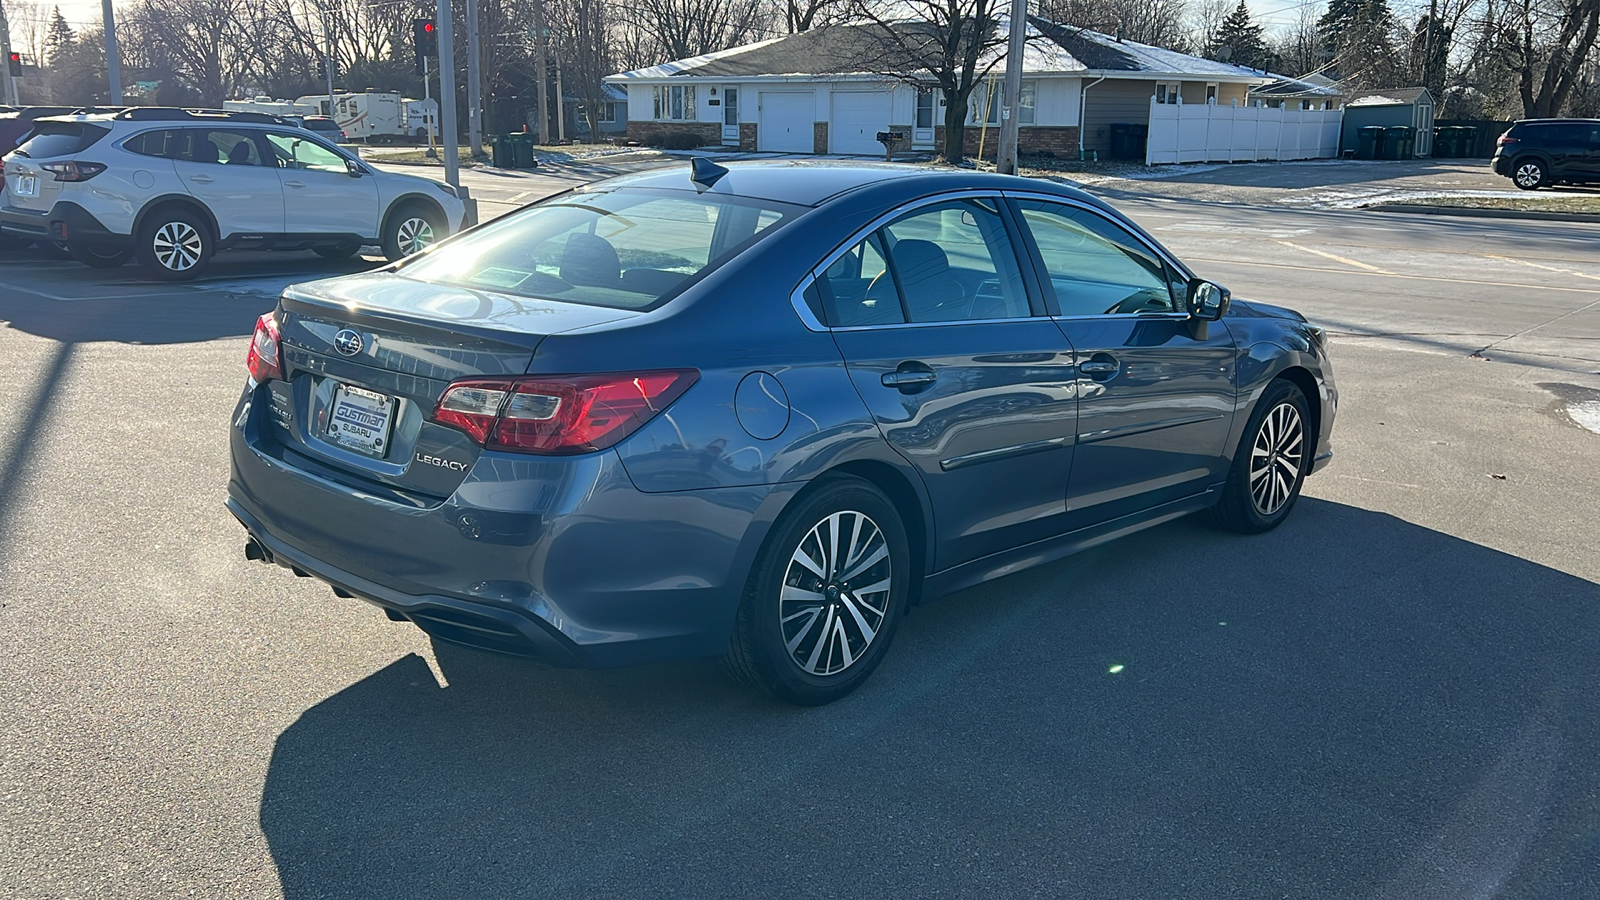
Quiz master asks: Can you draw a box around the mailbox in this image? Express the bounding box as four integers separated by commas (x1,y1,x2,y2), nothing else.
876,131,906,144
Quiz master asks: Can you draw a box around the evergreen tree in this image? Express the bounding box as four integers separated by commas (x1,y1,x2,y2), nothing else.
45,7,75,66
1210,0,1268,70
1316,0,1395,79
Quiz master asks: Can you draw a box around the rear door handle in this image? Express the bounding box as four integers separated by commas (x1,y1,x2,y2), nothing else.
1078,359,1119,375
189,175,214,183
284,180,307,188
882,366,936,389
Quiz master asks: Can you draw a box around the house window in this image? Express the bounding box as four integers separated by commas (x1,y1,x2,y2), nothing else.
1206,83,1218,103
1155,82,1180,104
1322,100,1334,110
652,85,696,121
599,103,616,123
975,80,1037,125
1301,99,1311,110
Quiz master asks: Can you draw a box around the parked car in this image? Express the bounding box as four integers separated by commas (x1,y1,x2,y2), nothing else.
299,115,348,144
227,161,1337,705
1492,118,1600,190
0,107,466,278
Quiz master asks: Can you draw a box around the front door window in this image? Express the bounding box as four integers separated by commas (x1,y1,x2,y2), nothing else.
916,88,934,128
724,89,738,127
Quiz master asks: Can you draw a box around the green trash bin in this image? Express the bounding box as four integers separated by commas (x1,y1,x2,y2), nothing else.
1357,125,1384,160
1130,123,1149,161
1458,125,1479,158
1384,126,1413,160
1109,123,1133,161
512,133,536,168
1432,126,1454,158
491,134,512,168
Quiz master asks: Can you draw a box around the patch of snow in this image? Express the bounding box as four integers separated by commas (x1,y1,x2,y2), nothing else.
1348,95,1406,106
1569,401,1600,435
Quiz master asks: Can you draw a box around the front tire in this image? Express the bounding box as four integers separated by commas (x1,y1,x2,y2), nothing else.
382,204,444,261
727,477,911,705
1512,158,1547,190
66,242,133,268
1211,379,1311,534
136,208,211,280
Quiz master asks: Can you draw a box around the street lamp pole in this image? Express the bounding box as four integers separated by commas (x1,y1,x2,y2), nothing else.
0,0,22,107
466,0,482,156
101,0,122,104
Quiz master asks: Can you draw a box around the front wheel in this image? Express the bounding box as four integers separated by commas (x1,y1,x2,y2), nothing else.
1211,379,1311,534
726,477,911,705
382,204,444,261
1513,159,1546,190
66,242,133,268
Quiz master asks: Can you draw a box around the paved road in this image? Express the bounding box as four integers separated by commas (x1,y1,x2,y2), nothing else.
1,169,1598,898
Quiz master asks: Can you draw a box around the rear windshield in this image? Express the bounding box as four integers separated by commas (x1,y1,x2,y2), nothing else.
12,122,111,158
401,189,799,310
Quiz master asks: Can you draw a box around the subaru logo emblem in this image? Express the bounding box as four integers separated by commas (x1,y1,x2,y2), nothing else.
333,329,363,356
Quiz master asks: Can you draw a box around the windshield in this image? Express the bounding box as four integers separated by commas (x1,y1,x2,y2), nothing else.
400,189,798,310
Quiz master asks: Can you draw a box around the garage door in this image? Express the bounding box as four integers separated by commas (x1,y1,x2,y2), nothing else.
759,92,814,153
831,91,893,155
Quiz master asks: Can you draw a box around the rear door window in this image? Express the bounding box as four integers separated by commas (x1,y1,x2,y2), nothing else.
12,122,111,158
123,129,185,158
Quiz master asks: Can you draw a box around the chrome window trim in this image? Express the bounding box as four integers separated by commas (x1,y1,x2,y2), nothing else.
787,189,1034,333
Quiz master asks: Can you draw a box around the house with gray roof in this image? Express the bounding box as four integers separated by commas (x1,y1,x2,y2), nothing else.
605,18,1274,160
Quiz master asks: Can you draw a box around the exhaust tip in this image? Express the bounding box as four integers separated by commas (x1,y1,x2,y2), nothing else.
291,566,310,578
331,586,355,598
383,608,408,622
244,538,268,562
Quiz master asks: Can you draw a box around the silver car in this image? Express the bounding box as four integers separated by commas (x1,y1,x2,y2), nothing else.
0,107,467,279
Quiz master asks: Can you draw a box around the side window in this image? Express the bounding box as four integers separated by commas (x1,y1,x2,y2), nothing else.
265,132,348,173
204,129,263,166
1017,200,1177,316
820,233,901,326
879,200,1030,323
124,129,183,159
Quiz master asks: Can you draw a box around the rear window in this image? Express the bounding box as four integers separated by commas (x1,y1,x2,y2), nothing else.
12,122,111,158
401,189,798,311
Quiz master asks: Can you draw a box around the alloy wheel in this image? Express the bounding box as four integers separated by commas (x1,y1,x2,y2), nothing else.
396,217,435,256
780,510,892,676
152,221,203,271
1249,401,1305,516
1515,163,1543,189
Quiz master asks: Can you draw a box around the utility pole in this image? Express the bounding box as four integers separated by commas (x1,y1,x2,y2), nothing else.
555,54,565,142
995,0,1026,174
423,56,437,158
0,0,21,107
534,0,548,143
101,0,122,104
436,0,460,187
466,0,482,157
322,0,334,120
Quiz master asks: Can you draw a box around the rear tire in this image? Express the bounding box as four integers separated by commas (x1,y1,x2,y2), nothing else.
136,207,212,280
1512,158,1547,190
1210,379,1311,534
66,242,133,268
382,203,444,261
726,477,910,705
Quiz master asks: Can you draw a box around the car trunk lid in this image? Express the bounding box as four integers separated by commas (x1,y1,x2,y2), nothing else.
2,119,111,214
265,273,639,499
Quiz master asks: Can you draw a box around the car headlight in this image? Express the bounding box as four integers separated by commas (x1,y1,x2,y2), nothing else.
435,182,458,198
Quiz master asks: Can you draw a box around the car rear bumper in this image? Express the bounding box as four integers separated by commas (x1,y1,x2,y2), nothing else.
0,201,129,247
1491,155,1511,176
227,383,783,667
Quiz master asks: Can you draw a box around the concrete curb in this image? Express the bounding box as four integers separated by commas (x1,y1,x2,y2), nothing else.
1369,203,1600,223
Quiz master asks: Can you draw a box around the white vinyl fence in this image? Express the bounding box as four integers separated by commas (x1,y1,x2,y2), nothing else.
1145,98,1342,165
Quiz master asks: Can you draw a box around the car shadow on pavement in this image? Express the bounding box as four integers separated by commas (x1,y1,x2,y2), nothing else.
257,498,1600,899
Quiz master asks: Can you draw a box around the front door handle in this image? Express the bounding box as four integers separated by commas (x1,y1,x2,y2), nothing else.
284,180,307,188
189,174,214,184
882,365,936,389
1079,358,1120,376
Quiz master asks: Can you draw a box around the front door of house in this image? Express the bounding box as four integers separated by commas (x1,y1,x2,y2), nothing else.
913,88,935,149
722,89,740,145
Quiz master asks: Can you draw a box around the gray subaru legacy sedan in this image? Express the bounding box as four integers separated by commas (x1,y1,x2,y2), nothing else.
228,161,1336,705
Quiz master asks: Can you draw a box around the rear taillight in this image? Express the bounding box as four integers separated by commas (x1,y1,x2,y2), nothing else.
246,313,282,382
1497,135,1519,145
39,161,106,182
434,370,698,455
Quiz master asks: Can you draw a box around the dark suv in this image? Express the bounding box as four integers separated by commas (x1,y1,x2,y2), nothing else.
1492,119,1600,190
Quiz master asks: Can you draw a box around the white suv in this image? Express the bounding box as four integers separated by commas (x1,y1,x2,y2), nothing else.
0,107,469,279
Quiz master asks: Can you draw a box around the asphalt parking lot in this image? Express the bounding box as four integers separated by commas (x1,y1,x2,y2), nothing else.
2,162,1598,898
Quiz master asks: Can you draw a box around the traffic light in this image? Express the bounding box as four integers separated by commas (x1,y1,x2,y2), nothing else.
7,52,20,77
412,19,437,75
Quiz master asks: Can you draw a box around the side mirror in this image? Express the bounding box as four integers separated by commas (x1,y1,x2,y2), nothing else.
1186,279,1231,321
345,159,364,178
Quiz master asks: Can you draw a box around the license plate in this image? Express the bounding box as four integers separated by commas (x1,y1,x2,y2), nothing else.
326,383,396,457
14,175,38,198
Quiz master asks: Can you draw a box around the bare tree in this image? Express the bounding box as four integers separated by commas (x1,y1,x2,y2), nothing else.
1039,0,1193,49
552,0,617,137
622,0,777,61
786,0,851,32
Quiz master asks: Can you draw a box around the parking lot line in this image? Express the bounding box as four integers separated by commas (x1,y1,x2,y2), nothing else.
1273,240,1396,275
1185,256,1600,296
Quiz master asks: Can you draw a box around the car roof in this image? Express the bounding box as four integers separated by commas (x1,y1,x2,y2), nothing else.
590,160,1103,209
1515,118,1600,125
